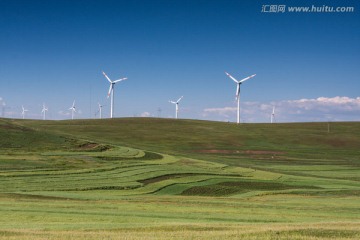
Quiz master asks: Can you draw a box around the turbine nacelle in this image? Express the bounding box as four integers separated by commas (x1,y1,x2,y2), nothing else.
271,106,276,123
225,72,256,84
41,104,48,113
21,105,28,114
69,100,76,119
41,103,48,120
21,105,29,119
169,96,183,105
69,100,76,111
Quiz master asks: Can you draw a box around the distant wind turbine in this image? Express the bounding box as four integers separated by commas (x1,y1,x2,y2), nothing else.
69,100,76,120
102,71,127,118
41,103,48,120
225,72,256,124
98,102,103,119
21,105,28,119
271,106,276,124
169,96,183,119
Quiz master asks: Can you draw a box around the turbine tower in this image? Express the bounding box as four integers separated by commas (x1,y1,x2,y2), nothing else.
225,72,256,124
69,100,76,120
21,105,28,119
169,96,183,119
41,103,48,120
271,106,275,124
102,71,127,118
98,102,103,119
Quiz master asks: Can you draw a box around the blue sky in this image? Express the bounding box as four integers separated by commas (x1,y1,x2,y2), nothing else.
0,0,359,122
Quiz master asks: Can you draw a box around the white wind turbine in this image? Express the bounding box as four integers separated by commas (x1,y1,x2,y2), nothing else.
271,106,276,124
21,105,28,119
98,102,103,119
169,96,183,119
225,72,256,124
69,100,76,120
102,71,127,118
41,103,48,120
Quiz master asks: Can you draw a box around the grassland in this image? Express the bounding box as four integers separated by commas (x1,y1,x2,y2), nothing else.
0,118,359,239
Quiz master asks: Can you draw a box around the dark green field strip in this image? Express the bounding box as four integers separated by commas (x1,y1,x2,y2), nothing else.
139,172,245,185
181,180,322,197
0,159,160,178
97,151,163,161
0,168,158,191
0,193,76,201
139,173,203,185
0,178,142,192
153,177,245,195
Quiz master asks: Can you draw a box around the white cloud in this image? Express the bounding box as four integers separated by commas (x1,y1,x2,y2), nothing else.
58,110,70,116
140,112,151,117
286,97,360,111
202,96,360,122
203,107,236,118
58,109,82,116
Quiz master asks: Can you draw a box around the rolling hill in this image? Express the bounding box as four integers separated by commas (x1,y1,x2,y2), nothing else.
0,118,359,239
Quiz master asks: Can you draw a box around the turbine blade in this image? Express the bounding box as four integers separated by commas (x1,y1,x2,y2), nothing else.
236,84,240,98
225,72,239,83
169,101,176,104
113,77,127,83
176,96,183,103
107,84,112,98
102,71,112,83
239,74,256,83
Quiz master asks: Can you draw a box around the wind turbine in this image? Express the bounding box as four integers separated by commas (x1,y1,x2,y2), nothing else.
98,102,103,119
102,71,127,118
271,106,276,124
225,72,256,124
69,100,76,120
21,105,28,119
169,96,183,119
41,103,48,120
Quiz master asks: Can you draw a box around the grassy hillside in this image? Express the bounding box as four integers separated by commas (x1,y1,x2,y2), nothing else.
0,118,359,239
20,117,360,154
21,118,360,177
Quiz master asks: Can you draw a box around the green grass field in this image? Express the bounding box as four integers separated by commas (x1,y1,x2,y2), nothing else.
0,118,359,239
